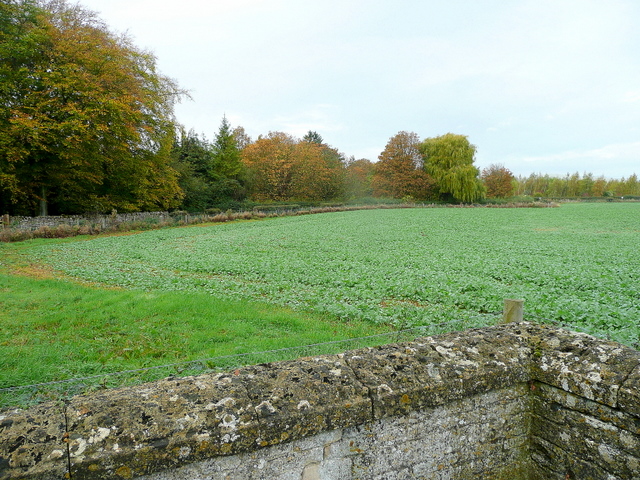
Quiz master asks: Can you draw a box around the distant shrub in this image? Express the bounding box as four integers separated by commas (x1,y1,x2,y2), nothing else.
53,224,78,238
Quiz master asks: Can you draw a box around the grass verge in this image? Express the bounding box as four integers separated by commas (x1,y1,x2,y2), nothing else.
0,267,393,409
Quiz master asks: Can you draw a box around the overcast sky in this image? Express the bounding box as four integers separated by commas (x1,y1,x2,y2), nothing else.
77,0,639,178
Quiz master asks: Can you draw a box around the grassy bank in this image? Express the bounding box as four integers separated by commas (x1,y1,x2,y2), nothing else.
0,269,392,408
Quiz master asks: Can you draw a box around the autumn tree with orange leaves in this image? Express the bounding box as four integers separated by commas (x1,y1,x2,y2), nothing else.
0,0,185,215
480,164,515,198
345,158,374,198
241,132,344,201
371,131,434,200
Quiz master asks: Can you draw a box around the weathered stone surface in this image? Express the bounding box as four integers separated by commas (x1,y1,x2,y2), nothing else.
532,381,640,437
531,381,640,479
2,323,639,480
532,412,640,477
619,364,640,418
0,402,67,480
67,372,257,479
530,325,640,407
66,355,371,479
137,429,347,480
139,387,531,480
344,324,532,418
239,355,372,447
346,385,531,480
530,435,627,480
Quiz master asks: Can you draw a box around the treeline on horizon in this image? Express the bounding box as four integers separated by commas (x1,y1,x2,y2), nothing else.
1,0,638,217
171,124,640,214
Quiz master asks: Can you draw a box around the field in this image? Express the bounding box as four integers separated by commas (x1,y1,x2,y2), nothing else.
1,202,639,406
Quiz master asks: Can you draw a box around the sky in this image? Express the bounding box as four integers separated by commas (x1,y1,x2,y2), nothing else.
76,0,640,178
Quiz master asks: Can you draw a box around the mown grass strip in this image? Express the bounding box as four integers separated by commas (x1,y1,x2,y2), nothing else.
0,271,393,408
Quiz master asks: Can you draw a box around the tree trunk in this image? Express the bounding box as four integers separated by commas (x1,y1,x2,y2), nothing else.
39,186,48,216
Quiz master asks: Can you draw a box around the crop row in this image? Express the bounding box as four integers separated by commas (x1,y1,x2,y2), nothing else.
25,203,640,347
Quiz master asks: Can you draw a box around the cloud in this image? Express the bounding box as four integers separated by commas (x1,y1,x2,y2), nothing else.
78,0,640,176
623,91,640,103
270,104,345,140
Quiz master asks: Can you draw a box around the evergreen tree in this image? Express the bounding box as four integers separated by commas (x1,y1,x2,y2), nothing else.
211,116,243,180
303,130,324,145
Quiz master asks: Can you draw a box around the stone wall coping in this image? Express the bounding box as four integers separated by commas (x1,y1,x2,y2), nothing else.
1,322,638,479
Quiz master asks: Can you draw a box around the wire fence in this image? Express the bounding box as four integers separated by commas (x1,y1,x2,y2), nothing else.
0,316,493,410
2,311,635,411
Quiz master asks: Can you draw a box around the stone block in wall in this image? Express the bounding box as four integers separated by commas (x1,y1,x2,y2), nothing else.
66,372,258,480
531,325,640,407
235,355,372,447
618,364,640,419
343,324,532,419
0,402,67,480
531,382,640,479
345,385,531,480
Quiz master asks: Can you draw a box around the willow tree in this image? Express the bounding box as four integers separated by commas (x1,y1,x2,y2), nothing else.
419,133,484,203
0,0,185,215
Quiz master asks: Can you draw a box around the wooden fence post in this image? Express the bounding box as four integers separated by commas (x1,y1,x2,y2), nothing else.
502,299,524,323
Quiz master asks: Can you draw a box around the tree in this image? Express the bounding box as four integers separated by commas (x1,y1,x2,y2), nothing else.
419,133,484,203
344,157,374,199
232,125,252,151
209,116,245,202
171,129,213,211
579,172,595,197
0,0,185,215
241,132,297,201
302,131,346,199
241,131,345,201
592,175,607,197
291,140,345,200
171,119,247,211
371,131,434,200
172,129,212,176
622,174,639,196
481,164,515,198
302,130,323,144
211,116,242,180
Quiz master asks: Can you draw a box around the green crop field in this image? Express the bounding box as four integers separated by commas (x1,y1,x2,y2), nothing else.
1,202,639,407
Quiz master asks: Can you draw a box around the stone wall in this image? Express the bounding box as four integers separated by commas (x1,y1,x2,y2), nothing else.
1,323,638,480
3,212,173,231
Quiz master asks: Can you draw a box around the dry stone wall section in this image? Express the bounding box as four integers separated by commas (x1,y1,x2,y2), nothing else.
1,323,638,480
